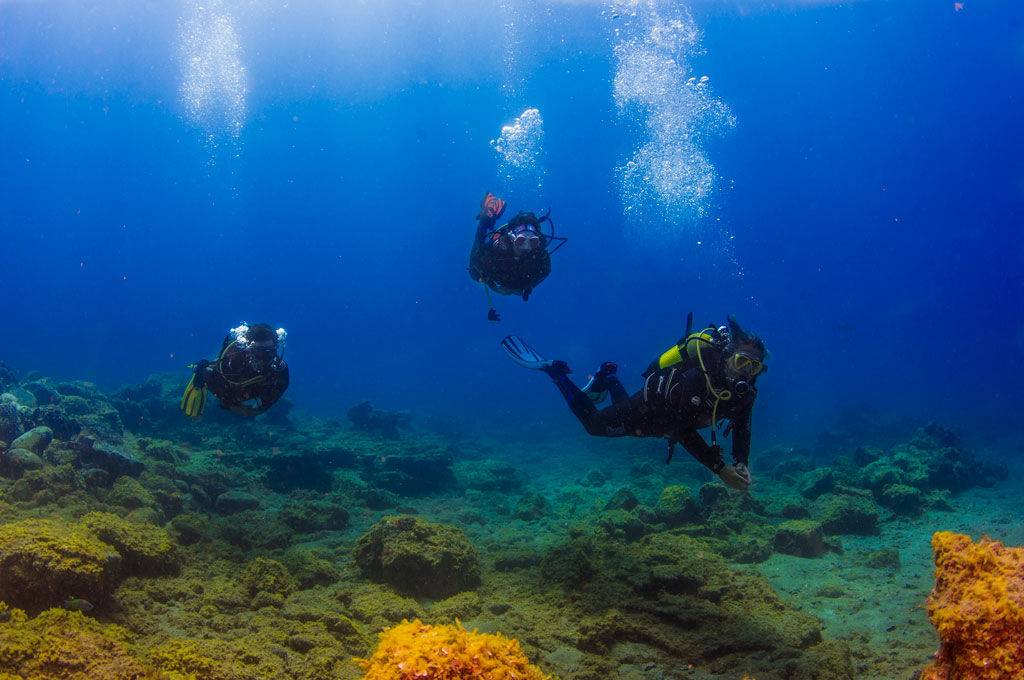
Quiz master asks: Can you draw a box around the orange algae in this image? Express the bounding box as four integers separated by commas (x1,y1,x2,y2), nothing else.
920,532,1024,680
355,619,551,680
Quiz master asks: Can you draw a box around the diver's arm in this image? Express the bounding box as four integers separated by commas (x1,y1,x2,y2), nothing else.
730,395,755,466
673,369,725,471
677,429,724,471
468,219,493,281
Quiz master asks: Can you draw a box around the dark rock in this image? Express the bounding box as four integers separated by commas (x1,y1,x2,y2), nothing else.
117,381,163,402
774,520,828,558
286,635,316,654
797,468,835,500
348,401,411,439
604,487,639,512
0,362,16,388
73,436,144,477
79,467,110,489
29,406,80,441
22,381,57,406
780,503,811,519
353,515,479,598
10,426,53,455
0,402,26,444
817,494,878,535
924,489,954,511
853,446,883,466
721,531,776,563
61,396,91,415
514,491,550,520
214,490,261,514
278,500,349,533
579,468,609,487
170,513,207,545
855,547,901,571
878,483,922,516
699,483,731,507
358,487,398,510
0,448,45,479
598,509,652,541
361,447,456,497
55,382,93,398
453,459,525,492
656,485,702,527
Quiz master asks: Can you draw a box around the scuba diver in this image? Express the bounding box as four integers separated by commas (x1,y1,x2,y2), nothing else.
180,323,290,418
501,314,767,491
468,192,567,321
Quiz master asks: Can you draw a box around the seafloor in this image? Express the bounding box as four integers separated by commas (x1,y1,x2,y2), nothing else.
0,366,1019,680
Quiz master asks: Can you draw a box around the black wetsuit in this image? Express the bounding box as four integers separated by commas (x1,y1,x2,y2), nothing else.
549,363,754,471
203,334,290,417
468,213,551,300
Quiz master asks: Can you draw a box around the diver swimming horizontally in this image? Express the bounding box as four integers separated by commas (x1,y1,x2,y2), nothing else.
468,192,567,321
502,315,767,491
181,323,290,418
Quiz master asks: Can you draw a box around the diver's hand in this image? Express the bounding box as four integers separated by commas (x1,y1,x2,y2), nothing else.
717,463,752,491
487,309,501,322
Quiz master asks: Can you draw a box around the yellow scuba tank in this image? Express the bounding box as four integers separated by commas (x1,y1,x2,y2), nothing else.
655,328,717,371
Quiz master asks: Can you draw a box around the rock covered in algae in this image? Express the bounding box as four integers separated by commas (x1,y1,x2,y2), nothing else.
354,618,551,680
919,531,1024,680
80,511,180,576
656,484,702,527
773,519,829,558
0,519,120,611
0,605,150,679
353,515,479,598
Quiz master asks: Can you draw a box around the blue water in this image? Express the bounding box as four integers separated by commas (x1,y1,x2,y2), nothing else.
2,0,1022,452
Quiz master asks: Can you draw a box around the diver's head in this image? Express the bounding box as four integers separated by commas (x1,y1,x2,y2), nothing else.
246,324,286,362
722,315,767,383
512,225,541,256
248,323,278,347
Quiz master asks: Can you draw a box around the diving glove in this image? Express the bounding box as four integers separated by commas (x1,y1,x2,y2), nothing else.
478,192,507,221
717,463,752,491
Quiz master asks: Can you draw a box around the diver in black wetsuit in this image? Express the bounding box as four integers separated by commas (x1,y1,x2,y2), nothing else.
181,323,290,418
501,315,767,491
468,192,566,321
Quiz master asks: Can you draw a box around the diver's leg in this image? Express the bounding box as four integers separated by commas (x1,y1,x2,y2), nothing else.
544,364,644,438
607,376,629,404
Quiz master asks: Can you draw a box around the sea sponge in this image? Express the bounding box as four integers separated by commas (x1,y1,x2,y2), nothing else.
919,531,1024,680
355,619,550,680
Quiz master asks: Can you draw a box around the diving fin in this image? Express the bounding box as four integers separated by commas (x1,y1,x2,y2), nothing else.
501,335,553,370
581,378,609,405
180,374,207,418
582,361,618,405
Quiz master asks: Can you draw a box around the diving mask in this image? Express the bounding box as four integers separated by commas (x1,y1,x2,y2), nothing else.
729,352,764,378
511,225,540,256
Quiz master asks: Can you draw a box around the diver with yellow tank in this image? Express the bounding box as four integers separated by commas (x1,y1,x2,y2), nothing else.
501,314,767,491
180,323,290,418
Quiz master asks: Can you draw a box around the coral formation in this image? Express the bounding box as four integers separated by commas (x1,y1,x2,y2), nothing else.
920,532,1024,680
355,618,551,680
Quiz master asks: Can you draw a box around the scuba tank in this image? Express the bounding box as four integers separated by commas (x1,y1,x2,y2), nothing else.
642,313,729,378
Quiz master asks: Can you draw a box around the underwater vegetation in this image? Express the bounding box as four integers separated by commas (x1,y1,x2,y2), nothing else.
355,619,550,680
0,362,1017,679
920,532,1024,680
